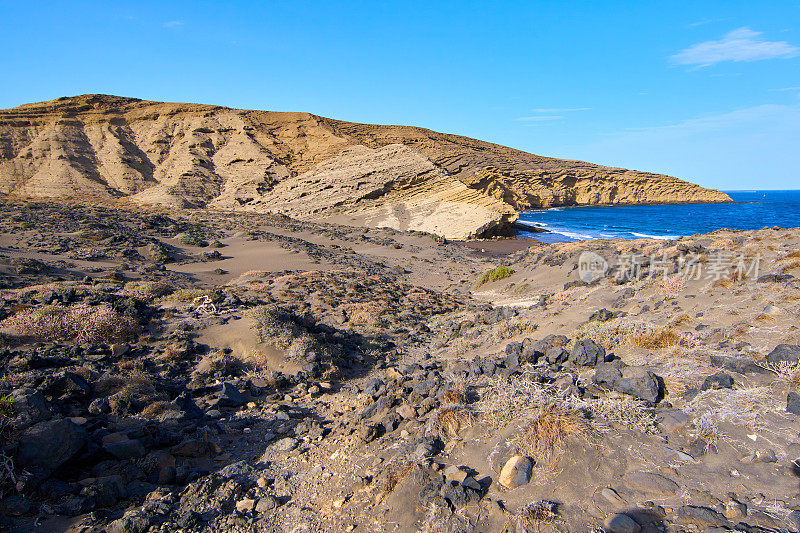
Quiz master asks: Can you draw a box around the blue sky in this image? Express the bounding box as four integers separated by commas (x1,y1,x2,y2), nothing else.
2,1,799,190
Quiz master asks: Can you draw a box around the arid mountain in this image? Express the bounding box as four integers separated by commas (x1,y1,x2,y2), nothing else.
0,94,731,239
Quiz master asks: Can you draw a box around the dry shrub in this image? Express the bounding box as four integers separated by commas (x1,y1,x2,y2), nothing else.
449,338,478,357
476,374,547,430
246,350,271,372
96,375,127,393
140,401,171,419
491,319,538,343
513,404,592,467
763,360,800,388
695,413,722,448
685,386,779,430
123,280,174,299
0,304,138,343
343,300,388,327
584,397,657,433
172,288,208,302
576,318,675,350
421,503,472,533
504,501,560,532
97,370,163,416
629,329,679,349
426,405,477,440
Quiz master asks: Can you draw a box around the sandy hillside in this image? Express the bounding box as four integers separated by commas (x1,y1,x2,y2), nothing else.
0,199,799,532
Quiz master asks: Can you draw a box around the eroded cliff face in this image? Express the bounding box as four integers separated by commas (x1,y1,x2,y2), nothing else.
0,94,730,239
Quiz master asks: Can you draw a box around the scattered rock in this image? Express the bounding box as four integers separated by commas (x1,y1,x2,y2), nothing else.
622,471,679,495
498,456,532,489
217,382,246,407
605,513,641,533
676,505,730,528
788,392,800,416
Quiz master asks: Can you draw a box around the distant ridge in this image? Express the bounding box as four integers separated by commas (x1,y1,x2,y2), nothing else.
0,94,731,239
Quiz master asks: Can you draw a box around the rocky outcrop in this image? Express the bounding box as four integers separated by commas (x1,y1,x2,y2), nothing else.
0,94,731,239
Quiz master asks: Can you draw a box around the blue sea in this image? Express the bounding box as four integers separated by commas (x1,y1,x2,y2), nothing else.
517,190,800,243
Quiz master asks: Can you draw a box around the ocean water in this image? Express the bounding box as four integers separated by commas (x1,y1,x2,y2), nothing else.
517,190,800,243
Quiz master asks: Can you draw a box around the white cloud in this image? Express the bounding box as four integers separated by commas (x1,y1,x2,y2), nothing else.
671,27,799,68
515,107,589,122
516,115,563,122
163,20,185,27
530,107,590,113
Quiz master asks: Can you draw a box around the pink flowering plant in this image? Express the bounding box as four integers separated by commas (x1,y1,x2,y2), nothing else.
0,303,139,343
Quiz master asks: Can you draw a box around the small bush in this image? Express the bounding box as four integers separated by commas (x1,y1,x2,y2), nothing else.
124,280,174,299
506,501,559,531
172,289,209,302
1,304,138,344
177,232,208,247
476,266,515,287
0,397,13,418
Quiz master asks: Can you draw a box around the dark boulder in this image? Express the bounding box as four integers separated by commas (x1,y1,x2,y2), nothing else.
570,339,605,367
766,344,800,365
16,419,87,473
701,372,734,390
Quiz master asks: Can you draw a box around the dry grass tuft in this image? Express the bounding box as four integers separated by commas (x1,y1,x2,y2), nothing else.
140,401,171,419
382,461,415,494
476,374,547,430
629,329,679,349
576,318,677,350
442,389,466,405
513,404,592,466
549,287,579,304
584,397,658,433
426,405,477,440
782,259,800,271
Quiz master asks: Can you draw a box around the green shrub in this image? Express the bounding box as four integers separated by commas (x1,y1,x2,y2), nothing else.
476,266,515,286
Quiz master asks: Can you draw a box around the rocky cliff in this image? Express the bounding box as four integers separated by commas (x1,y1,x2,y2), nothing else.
0,95,731,239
